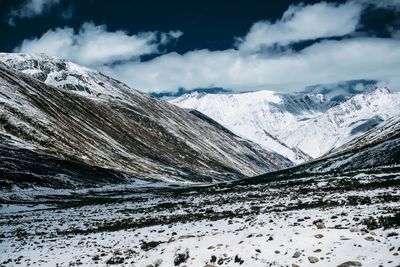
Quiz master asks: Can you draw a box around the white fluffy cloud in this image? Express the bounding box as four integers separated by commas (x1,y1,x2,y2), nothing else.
8,0,60,26
15,22,183,66
103,38,400,92
237,1,362,52
12,1,400,92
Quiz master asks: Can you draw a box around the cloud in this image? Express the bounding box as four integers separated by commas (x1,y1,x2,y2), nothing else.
358,0,400,10
103,38,400,92
12,0,400,93
14,22,183,66
61,4,73,20
236,1,362,53
8,0,60,26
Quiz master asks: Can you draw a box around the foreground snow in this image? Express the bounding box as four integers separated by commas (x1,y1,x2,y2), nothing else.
1,167,399,266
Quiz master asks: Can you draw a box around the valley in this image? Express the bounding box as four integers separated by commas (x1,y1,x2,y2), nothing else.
0,53,399,267
1,164,399,266
1,0,400,266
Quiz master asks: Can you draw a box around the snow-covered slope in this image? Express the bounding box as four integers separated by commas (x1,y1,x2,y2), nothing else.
0,53,128,100
277,116,400,174
170,88,400,162
284,87,400,158
0,53,291,185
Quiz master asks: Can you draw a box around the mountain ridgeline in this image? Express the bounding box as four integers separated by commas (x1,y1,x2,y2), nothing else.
0,53,399,190
171,88,400,162
245,115,400,187
0,53,292,189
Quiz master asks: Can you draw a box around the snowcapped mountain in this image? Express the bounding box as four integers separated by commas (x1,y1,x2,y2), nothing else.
170,90,331,163
328,115,400,159
283,87,400,157
170,88,400,162
284,115,400,173
0,53,291,187
0,53,132,100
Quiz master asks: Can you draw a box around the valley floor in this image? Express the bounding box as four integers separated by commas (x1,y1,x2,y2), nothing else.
1,167,399,267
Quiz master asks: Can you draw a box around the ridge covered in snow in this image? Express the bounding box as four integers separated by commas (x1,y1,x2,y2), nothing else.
0,53,133,100
170,87,400,162
0,53,292,185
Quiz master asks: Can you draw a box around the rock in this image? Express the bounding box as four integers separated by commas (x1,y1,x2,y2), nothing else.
141,241,162,251
210,255,216,263
337,261,362,267
313,249,322,253
308,256,319,263
145,259,163,267
207,246,215,250
106,256,124,265
349,227,359,232
174,249,189,266
292,264,300,267
153,259,163,267
340,236,351,240
313,220,326,229
292,251,301,258
234,255,244,265
92,255,100,261
387,232,399,237
315,234,324,239
274,250,280,254
364,236,375,241
178,235,196,239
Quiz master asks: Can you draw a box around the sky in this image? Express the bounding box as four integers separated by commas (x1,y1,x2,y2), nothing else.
0,0,400,93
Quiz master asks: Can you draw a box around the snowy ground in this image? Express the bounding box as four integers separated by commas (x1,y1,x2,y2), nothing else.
1,168,399,266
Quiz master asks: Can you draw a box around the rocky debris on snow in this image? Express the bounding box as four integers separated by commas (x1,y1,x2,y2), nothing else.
308,256,320,263
337,261,362,267
174,248,189,266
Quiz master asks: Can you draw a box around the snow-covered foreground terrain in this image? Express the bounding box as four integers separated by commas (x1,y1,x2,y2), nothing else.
1,166,399,266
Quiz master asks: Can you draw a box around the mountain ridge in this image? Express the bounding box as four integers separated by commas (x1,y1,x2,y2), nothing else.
0,53,291,186
171,87,400,162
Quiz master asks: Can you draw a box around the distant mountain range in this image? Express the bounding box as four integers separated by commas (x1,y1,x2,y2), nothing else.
150,87,233,99
150,79,378,101
170,87,400,163
0,52,399,190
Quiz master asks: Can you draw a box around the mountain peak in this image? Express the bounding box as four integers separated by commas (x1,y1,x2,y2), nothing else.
0,52,134,100
171,86,400,160
366,85,392,95
0,53,292,183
